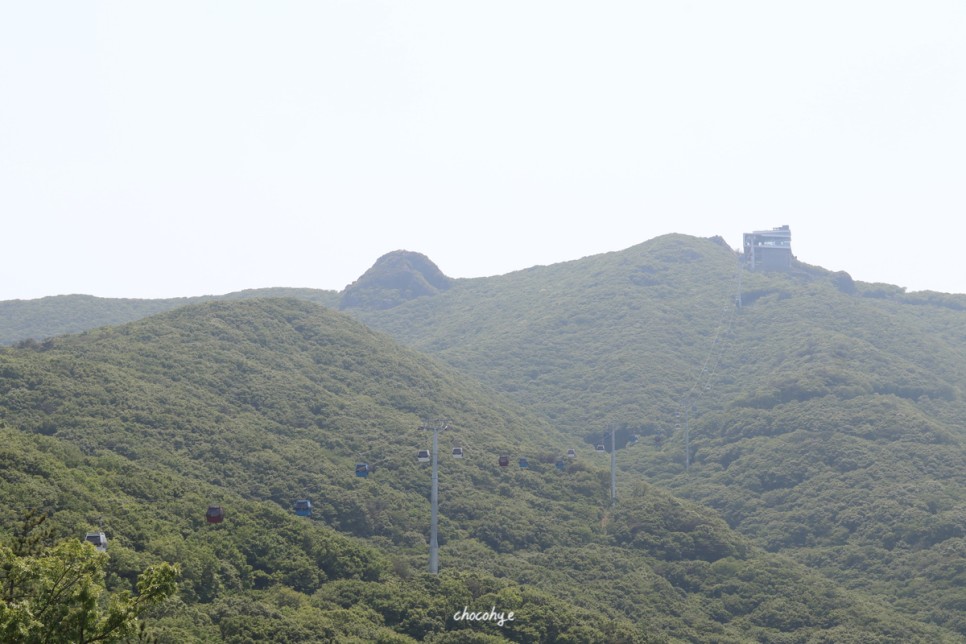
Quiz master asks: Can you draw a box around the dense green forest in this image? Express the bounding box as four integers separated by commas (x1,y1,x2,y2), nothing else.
0,297,955,641
2,234,966,641
346,235,966,638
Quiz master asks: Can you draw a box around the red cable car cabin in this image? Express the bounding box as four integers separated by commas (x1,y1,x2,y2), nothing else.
206,505,225,524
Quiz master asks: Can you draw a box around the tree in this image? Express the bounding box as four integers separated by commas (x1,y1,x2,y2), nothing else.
0,533,178,643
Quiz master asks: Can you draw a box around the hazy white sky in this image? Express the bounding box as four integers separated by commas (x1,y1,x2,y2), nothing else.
2,1,964,300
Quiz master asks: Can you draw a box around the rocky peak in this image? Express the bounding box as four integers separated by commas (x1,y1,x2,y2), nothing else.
339,250,452,310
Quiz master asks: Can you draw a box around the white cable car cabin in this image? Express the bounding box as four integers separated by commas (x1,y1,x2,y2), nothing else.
84,531,107,552
566,448,577,458
416,449,431,463
452,446,464,458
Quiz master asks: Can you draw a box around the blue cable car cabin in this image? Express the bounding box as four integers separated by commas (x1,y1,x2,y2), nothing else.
518,457,529,469
555,459,565,470
355,463,370,478
294,499,312,516
416,449,431,463
205,506,225,524
84,532,107,552
498,454,509,467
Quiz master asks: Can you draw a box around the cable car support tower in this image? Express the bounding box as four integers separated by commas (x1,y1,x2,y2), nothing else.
610,425,617,505
420,419,450,574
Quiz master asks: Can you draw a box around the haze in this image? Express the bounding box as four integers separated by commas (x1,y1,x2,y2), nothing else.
1,2,963,300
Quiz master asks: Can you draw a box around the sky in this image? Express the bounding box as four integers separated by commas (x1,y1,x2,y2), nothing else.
1,1,964,300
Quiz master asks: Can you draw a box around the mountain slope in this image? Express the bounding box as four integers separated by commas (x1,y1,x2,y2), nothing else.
345,234,966,636
0,288,340,346
0,298,952,641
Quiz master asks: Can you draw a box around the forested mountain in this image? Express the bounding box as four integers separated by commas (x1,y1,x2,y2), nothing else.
0,288,340,346
344,234,966,637
1,298,956,641
3,234,966,640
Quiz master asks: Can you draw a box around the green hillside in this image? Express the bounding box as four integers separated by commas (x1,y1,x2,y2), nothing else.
0,298,952,641
345,234,966,637
0,288,340,346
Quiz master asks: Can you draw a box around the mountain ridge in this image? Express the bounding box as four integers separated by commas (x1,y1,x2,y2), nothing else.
1,297,956,641
4,234,966,638
5,233,965,347
343,234,966,636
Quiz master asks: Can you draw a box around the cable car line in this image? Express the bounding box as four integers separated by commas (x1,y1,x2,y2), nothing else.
677,252,745,468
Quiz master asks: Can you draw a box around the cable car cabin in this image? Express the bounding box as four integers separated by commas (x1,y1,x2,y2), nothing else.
629,434,639,445
498,454,509,467
452,446,464,458
84,532,107,552
555,460,565,470
596,443,606,453
416,449,431,463
566,448,577,459
294,499,312,517
518,457,529,469
205,506,225,524
355,463,370,478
